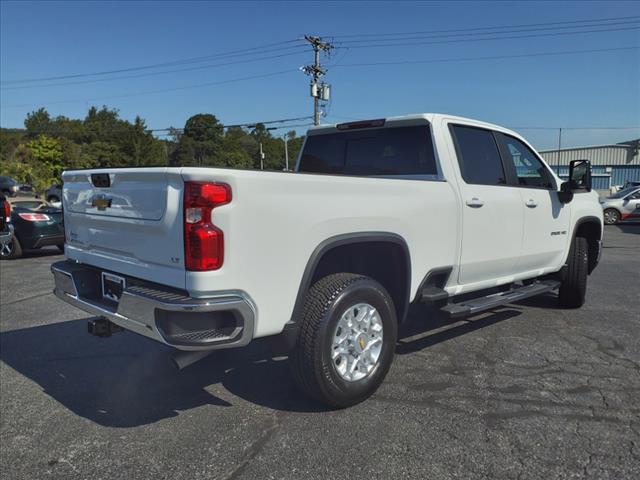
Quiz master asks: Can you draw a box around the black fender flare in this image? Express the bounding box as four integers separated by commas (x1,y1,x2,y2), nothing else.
289,232,412,325
569,215,603,273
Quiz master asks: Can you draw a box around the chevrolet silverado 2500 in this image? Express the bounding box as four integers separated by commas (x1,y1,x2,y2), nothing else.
52,114,603,407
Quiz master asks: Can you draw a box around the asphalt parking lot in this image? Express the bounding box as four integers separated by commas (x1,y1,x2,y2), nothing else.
1,224,639,480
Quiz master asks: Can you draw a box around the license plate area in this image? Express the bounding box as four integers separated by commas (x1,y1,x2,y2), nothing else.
102,272,125,302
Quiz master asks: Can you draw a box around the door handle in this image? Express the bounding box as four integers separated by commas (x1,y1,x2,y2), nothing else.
525,199,538,208
465,197,485,208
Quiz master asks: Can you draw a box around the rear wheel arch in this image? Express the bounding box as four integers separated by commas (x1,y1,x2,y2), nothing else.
291,232,411,326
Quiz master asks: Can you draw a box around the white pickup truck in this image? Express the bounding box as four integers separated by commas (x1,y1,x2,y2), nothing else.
52,113,603,407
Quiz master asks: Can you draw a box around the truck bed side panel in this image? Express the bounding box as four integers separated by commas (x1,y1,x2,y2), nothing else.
180,168,458,338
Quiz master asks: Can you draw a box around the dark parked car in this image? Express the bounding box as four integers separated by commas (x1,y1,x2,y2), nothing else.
0,200,64,259
0,176,19,197
45,183,62,203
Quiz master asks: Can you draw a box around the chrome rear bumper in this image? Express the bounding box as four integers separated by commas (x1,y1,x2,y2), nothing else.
51,260,255,351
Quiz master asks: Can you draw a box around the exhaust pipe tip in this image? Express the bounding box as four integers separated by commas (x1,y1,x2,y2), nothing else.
172,349,215,370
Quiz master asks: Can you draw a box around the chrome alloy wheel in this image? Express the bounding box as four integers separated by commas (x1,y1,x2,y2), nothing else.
0,239,14,257
331,302,384,382
603,209,619,225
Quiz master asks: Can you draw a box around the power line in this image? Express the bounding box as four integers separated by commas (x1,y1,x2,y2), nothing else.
332,24,640,49
157,116,314,132
333,19,640,45
1,49,308,90
325,15,640,38
334,46,639,68
0,69,299,109
335,19,640,44
0,39,304,84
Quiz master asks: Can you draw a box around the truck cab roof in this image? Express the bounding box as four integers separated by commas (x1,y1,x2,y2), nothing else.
307,113,522,139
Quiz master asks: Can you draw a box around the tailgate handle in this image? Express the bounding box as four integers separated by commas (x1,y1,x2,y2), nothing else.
91,173,111,188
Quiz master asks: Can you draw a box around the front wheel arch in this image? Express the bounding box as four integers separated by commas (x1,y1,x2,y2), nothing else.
571,217,602,274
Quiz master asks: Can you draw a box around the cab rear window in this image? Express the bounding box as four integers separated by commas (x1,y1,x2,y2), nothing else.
298,126,437,176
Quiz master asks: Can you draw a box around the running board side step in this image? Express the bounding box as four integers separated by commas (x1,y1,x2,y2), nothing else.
440,280,561,319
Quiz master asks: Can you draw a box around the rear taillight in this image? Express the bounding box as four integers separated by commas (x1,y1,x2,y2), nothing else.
18,213,50,222
183,182,231,271
2,201,10,222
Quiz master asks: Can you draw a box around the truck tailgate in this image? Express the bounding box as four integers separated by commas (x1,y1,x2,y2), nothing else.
62,168,186,289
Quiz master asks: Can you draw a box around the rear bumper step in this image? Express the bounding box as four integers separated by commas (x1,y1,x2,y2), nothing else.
51,260,256,351
441,280,561,319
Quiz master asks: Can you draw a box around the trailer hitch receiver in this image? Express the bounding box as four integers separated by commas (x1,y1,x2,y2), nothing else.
88,318,124,338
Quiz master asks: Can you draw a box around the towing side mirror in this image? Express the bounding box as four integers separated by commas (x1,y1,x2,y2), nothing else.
568,159,592,192
558,159,592,204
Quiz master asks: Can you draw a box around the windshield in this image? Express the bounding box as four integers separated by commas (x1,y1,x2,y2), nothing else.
608,187,639,199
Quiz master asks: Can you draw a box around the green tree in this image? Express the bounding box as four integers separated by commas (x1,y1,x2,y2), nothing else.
24,108,51,138
27,135,64,190
0,128,25,163
174,114,224,166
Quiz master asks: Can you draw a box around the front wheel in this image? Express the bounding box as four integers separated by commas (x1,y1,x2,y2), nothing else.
291,273,397,408
558,236,588,308
603,209,621,225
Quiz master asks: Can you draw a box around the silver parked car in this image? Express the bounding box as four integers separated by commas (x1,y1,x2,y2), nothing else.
600,186,640,225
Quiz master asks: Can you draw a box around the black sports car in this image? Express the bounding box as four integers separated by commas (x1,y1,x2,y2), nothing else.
0,200,64,259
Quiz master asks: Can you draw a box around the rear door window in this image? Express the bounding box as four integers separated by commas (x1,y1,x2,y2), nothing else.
450,125,507,186
299,126,437,177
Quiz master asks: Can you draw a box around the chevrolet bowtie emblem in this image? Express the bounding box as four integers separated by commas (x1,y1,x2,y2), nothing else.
91,196,112,211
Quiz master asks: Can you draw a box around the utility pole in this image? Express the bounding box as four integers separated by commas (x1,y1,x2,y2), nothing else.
259,142,265,170
283,134,289,171
557,127,563,166
302,35,333,125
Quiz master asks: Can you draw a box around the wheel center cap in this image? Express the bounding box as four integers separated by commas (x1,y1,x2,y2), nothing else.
356,334,368,352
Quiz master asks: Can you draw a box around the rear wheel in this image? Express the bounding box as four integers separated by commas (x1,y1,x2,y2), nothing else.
291,273,397,408
0,235,23,260
603,209,620,225
558,236,588,308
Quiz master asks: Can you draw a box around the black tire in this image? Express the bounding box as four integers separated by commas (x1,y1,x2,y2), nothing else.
0,235,23,260
558,236,588,308
291,273,397,408
603,208,620,225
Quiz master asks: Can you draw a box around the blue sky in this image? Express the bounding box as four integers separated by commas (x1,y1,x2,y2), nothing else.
1,0,639,149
